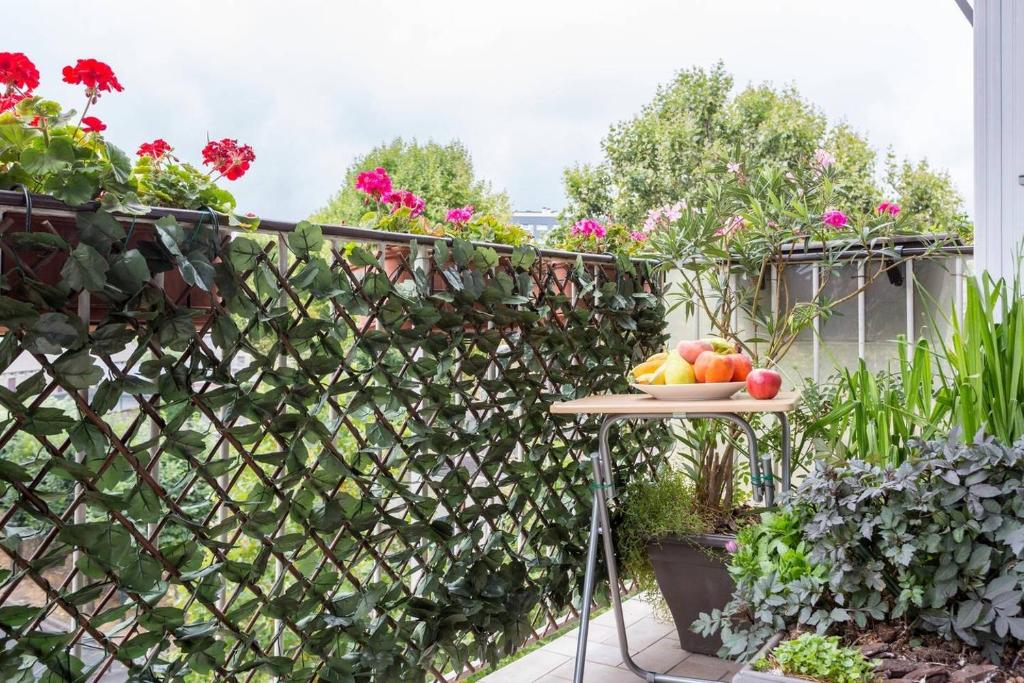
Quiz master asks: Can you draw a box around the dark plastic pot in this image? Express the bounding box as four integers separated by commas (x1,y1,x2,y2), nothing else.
647,533,735,656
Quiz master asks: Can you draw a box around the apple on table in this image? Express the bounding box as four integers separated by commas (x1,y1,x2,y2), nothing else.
746,368,782,399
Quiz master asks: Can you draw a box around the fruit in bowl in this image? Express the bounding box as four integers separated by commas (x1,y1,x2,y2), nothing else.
632,341,782,400
632,350,694,385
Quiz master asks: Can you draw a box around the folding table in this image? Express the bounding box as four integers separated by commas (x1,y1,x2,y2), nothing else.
550,391,801,683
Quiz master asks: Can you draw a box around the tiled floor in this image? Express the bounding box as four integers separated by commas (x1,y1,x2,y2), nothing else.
478,597,740,682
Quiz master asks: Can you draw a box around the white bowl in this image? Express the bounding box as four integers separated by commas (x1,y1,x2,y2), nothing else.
630,382,746,401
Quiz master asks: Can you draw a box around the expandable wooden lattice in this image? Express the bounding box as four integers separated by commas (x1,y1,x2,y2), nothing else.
0,203,669,682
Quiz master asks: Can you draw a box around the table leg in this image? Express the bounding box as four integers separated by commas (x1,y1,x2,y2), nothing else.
592,415,712,683
572,454,603,683
775,411,791,492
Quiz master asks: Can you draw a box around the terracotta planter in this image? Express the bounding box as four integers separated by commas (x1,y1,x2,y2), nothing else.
0,209,215,328
647,533,735,656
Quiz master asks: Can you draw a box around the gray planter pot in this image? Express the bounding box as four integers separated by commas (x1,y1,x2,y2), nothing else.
732,633,804,683
647,533,735,656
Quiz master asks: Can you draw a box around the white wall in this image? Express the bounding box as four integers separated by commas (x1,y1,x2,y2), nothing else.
974,0,1024,281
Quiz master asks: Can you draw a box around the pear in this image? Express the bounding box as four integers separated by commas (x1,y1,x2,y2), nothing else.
705,337,737,354
663,350,696,385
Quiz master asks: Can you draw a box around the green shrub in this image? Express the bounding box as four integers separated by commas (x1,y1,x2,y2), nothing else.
696,435,1024,662
753,633,875,683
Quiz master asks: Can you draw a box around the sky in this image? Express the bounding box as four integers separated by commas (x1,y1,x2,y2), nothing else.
8,1,974,222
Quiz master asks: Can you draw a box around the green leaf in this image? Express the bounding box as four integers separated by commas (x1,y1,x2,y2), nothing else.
61,243,109,292
108,249,151,294
105,141,133,183
53,350,102,390
0,296,39,328
228,236,262,271
76,211,126,254
288,221,324,260
20,137,75,174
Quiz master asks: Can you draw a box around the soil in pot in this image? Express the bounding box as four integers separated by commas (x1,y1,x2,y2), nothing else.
647,533,734,656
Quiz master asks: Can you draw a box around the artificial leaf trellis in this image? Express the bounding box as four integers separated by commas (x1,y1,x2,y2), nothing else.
0,195,669,682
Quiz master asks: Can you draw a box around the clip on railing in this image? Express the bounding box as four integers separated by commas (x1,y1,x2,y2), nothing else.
886,246,906,287
12,184,32,233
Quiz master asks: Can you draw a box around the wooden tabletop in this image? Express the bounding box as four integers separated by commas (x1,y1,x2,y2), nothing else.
549,391,801,415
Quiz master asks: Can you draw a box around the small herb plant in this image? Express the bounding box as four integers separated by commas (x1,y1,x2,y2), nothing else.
753,633,876,683
617,468,712,597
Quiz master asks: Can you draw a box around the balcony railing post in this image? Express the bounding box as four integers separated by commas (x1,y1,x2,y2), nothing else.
811,263,821,383
857,260,866,361
905,259,916,345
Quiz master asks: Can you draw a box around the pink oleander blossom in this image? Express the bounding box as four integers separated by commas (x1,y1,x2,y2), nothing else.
814,148,835,169
445,205,474,225
876,201,901,216
572,219,606,238
629,230,647,242
822,209,848,228
643,200,686,233
355,167,392,199
715,215,747,238
382,189,425,217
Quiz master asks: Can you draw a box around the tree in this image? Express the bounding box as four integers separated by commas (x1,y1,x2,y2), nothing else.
562,63,969,236
312,138,510,225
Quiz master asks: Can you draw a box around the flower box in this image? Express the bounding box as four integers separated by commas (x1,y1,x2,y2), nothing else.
0,199,216,328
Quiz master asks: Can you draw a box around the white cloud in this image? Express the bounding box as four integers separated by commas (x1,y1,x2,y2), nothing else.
6,0,973,220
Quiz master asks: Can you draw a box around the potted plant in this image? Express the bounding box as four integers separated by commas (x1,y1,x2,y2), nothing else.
0,52,261,328
618,468,745,655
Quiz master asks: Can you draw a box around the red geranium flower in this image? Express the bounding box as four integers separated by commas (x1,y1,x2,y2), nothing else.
0,52,40,93
62,58,123,95
137,138,172,160
81,116,106,133
0,92,28,113
201,138,255,180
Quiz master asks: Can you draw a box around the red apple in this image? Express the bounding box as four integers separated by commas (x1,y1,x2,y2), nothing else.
746,369,782,399
677,339,713,365
728,353,753,381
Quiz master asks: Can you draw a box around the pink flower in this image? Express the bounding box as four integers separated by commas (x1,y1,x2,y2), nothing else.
643,201,685,233
814,148,835,169
355,167,393,199
715,215,747,238
571,219,606,238
727,161,741,175
822,209,849,228
876,201,901,216
725,540,739,554
445,205,474,225
629,231,647,242
382,189,425,217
